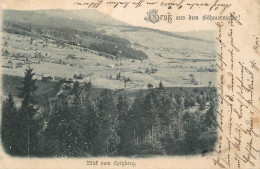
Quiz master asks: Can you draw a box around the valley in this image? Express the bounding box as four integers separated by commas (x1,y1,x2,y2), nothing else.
1,10,217,90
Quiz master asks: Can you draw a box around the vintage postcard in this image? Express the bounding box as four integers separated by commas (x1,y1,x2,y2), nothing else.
0,0,259,168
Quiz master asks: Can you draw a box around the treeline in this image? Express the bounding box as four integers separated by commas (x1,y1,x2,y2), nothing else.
1,68,217,157
3,20,148,60
89,42,148,60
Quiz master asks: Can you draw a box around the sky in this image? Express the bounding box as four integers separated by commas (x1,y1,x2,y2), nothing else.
0,0,229,32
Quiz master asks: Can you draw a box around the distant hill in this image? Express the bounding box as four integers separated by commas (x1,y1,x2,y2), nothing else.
2,9,149,60
2,9,215,61
33,9,129,27
3,9,128,32
3,9,96,32
3,9,214,43
174,30,216,43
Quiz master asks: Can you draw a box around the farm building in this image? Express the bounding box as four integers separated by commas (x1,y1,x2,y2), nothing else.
42,76,54,82
25,61,33,64
15,62,23,68
108,64,116,69
2,60,14,69
207,68,217,72
57,90,70,99
53,76,64,82
65,78,73,83
61,83,73,90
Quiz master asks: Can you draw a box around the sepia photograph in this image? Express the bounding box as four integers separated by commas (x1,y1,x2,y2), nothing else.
0,0,259,168
1,9,219,158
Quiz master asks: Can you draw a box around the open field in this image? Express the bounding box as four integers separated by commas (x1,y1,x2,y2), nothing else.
2,30,217,90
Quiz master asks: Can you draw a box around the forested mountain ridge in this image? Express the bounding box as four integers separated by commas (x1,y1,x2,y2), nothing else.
33,9,129,26
2,9,148,60
3,10,96,31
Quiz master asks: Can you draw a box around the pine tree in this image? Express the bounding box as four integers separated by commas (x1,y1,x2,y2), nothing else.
131,90,145,145
158,81,164,90
183,111,201,154
17,67,38,104
63,82,86,156
45,98,86,157
143,93,157,142
1,94,19,155
71,81,81,107
174,89,185,135
117,94,131,155
204,100,217,128
62,105,84,156
44,82,89,157
199,96,206,111
84,97,99,155
44,100,63,156
94,89,120,155
16,67,42,157
155,82,172,131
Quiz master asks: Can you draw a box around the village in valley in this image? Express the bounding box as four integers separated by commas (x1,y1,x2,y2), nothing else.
1,26,217,112
2,27,217,90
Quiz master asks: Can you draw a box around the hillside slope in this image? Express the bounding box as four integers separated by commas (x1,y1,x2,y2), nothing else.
2,9,217,89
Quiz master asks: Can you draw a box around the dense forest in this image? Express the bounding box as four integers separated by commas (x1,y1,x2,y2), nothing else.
3,20,148,60
1,68,218,157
